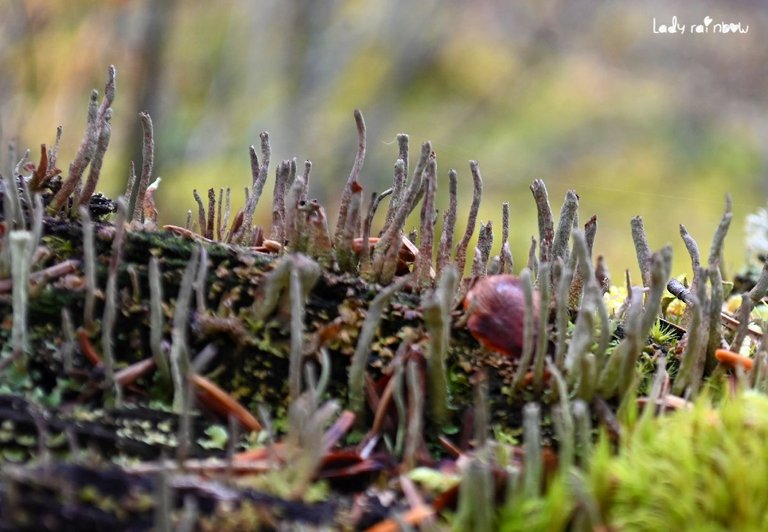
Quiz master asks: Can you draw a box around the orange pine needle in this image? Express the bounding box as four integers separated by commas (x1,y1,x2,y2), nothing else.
233,447,270,462
364,505,435,532
163,224,215,243
233,442,287,462
115,358,156,387
715,348,753,371
191,373,263,432
77,328,103,366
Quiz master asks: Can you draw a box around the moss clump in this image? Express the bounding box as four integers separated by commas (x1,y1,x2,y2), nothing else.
590,391,768,531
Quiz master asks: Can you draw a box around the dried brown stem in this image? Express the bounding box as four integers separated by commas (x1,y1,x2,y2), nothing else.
130,112,154,222
249,144,260,188
552,190,579,262
706,266,724,373
0,260,80,293
708,194,732,268
216,188,223,240
235,139,269,244
527,236,538,276
667,278,695,306
499,201,513,274
200,188,213,240
222,188,231,241
372,142,431,283
285,170,308,252
384,137,408,231
338,181,364,272
415,157,437,288
359,192,380,275
103,197,129,405
630,216,652,287
436,169,458,275
28,144,48,192
79,109,112,206
335,110,367,246
301,160,312,202
193,189,206,235
570,215,598,305
454,161,483,280
729,296,752,353
270,160,291,244
47,126,63,174
530,179,554,263
124,161,137,206
305,200,334,268
48,90,99,213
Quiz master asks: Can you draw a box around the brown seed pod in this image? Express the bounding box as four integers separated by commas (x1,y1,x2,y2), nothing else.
463,274,540,358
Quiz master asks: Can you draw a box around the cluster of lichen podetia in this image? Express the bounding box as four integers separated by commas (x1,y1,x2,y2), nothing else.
3,65,768,529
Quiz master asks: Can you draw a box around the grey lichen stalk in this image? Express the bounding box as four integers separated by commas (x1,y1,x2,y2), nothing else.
454,160,483,283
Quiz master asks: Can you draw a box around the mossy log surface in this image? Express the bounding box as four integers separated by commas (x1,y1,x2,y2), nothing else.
0,216,535,422
0,218,548,530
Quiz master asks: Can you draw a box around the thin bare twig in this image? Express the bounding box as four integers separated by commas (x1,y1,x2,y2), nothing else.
384,134,409,230
499,202,513,274
79,108,112,205
530,179,554,263
360,191,390,275
454,161,483,280
436,169,458,275
192,189,206,235
349,276,410,413
205,188,215,240
335,110,367,246
102,197,129,405
338,180,363,272
48,91,99,213
667,278,695,306
729,296,752,353
216,188,223,241
270,160,291,244
130,112,154,222
552,190,579,261
47,125,63,174
415,158,437,288
372,142,431,284
631,216,652,287
708,194,732,268
51,66,116,213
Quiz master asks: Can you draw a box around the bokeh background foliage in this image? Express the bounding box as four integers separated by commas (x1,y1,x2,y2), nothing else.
2,0,767,278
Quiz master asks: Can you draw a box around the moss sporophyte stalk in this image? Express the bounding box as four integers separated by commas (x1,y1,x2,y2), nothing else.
2,65,768,530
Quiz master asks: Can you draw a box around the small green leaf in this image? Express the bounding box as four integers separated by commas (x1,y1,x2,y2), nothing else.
198,424,229,450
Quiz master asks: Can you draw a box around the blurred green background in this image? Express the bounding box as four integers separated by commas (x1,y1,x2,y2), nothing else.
2,0,767,282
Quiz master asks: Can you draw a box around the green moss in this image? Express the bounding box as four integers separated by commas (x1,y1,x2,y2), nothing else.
41,236,75,258
499,472,574,532
590,392,768,531
198,424,229,450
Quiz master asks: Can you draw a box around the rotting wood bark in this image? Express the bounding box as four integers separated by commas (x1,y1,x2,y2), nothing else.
0,218,533,445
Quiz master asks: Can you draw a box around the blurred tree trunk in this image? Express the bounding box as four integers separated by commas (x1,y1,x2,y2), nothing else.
126,0,177,187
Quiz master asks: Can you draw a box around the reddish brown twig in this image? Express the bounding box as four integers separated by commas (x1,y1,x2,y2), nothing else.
0,260,80,293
